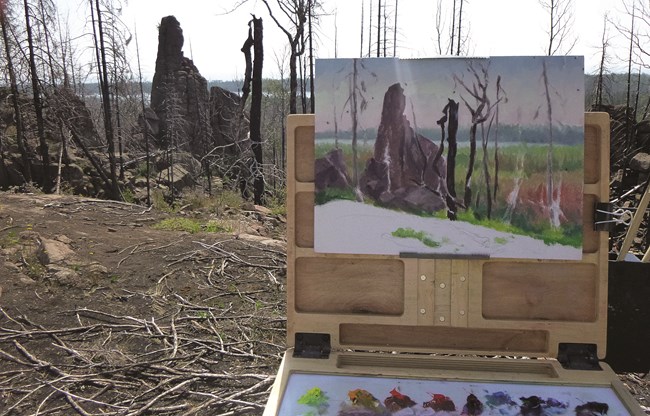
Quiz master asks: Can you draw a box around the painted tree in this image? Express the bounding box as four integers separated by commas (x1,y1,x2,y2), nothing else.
542,60,560,228
454,63,495,208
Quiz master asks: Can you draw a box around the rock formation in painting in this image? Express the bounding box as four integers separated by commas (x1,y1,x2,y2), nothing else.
315,148,351,193
360,83,447,213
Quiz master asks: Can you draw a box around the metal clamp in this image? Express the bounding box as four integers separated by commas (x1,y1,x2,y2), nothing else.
594,203,632,231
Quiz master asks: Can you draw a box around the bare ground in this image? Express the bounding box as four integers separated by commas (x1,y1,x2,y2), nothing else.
0,192,648,415
0,192,286,415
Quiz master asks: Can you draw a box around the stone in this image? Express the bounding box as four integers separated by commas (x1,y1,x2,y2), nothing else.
157,164,194,190
150,16,212,158
210,86,247,153
85,263,108,277
314,148,351,192
254,205,272,216
37,237,76,265
55,235,73,245
359,83,446,213
629,152,650,172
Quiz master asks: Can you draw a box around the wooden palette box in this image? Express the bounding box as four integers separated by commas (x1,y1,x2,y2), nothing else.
264,113,644,415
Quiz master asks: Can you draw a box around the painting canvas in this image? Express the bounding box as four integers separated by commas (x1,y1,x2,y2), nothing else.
314,56,584,260
277,372,630,415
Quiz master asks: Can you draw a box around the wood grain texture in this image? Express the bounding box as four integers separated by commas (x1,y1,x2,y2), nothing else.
295,258,405,315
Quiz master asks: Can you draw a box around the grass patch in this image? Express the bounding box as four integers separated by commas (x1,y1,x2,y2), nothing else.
392,227,440,248
315,187,357,205
0,230,19,248
152,217,231,234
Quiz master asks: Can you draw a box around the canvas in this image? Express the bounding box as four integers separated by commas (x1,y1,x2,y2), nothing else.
314,56,584,260
277,372,629,415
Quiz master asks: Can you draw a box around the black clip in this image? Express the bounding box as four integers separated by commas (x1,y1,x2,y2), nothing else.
557,343,602,371
293,333,331,359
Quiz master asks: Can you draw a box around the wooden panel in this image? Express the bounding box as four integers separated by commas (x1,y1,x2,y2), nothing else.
294,126,315,182
434,260,452,326
340,324,549,353
584,123,601,184
295,258,405,315
482,263,598,321
295,192,314,248
583,194,599,254
286,113,610,357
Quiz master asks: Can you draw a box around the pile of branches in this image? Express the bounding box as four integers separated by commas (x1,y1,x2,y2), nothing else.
0,238,287,415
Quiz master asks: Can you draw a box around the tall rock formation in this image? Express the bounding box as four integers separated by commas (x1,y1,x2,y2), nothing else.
150,16,212,158
360,83,447,213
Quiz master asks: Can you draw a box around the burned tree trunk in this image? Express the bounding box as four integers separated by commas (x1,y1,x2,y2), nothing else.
251,16,264,205
24,0,50,191
1,7,32,183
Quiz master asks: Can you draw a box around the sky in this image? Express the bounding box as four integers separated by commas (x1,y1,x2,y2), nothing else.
57,0,630,82
314,56,585,133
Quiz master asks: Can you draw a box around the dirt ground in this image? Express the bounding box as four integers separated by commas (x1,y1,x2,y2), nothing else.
0,192,648,415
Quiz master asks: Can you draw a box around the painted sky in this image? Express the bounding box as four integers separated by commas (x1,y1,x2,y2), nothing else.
315,56,585,135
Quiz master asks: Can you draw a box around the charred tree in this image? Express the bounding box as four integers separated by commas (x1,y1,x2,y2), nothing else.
251,16,265,205
261,0,306,114
92,0,120,199
24,0,50,191
135,27,151,206
1,5,32,183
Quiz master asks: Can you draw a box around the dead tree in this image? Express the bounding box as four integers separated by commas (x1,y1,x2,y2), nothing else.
1,4,32,183
540,0,577,56
91,0,120,199
251,16,264,204
24,0,50,191
261,0,306,114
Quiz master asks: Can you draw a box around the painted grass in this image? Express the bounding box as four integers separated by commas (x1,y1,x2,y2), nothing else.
391,227,441,248
314,142,585,248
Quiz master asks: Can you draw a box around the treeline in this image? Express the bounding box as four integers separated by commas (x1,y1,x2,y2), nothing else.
316,125,584,146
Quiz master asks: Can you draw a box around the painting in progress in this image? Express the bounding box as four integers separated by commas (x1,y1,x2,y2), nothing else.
314,56,584,260
277,372,628,415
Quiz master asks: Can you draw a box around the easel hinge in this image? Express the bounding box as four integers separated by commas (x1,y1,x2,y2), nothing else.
293,333,331,359
557,343,602,371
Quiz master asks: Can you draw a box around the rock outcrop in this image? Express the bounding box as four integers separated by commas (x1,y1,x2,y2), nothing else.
360,83,447,213
315,148,351,192
150,16,212,158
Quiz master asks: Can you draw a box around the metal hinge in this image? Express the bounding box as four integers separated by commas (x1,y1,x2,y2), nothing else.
293,333,331,359
557,343,602,370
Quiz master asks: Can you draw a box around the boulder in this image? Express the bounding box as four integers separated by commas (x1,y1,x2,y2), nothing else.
629,152,650,172
314,148,351,192
37,237,75,265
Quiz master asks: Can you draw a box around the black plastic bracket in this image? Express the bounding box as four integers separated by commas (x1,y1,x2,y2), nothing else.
557,343,602,371
594,202,615,231
293,333,331,359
